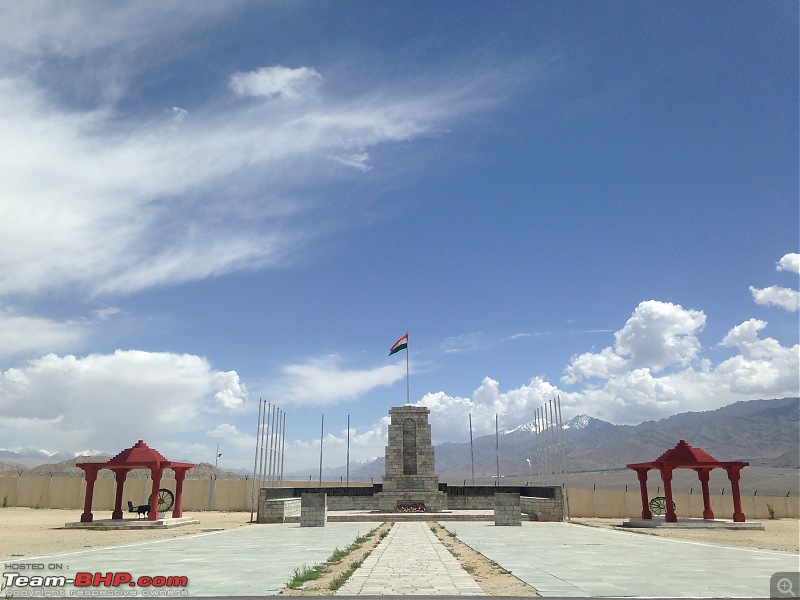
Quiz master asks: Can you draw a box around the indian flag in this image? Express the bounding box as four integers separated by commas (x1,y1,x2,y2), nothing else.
389,333,408,356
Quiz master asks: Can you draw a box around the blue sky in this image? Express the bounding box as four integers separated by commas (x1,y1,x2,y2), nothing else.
0,2,797,473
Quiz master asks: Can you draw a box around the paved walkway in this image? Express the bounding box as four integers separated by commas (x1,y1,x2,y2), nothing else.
445,521,799,597
336,522,484,595
4,518,798,597
2,522,370,596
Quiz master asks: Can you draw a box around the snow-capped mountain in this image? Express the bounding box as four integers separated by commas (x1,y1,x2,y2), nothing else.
0,447,108,468
501,414,611,435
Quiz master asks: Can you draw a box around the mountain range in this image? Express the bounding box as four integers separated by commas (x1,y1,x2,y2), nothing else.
343,397,799,480
2,398,797,482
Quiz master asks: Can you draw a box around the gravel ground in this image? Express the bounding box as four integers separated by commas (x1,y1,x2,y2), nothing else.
570,516,800,552
1,507,252,559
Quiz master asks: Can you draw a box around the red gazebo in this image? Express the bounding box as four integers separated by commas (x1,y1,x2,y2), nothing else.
76,440,194,523
627,440,749,523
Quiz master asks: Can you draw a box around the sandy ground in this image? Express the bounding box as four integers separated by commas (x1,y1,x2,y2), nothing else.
571,517,800,552
1,508,252,559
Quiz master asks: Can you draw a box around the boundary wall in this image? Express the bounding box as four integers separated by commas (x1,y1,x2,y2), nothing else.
566,488,798,520
1,476,796,519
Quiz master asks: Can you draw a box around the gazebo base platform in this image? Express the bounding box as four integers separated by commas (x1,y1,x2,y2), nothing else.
623,517,764,530
64,517,199,530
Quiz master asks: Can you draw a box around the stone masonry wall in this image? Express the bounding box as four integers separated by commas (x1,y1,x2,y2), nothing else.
257,497,300,523
301,492,327,527
521,487,564,521
494,493,522,526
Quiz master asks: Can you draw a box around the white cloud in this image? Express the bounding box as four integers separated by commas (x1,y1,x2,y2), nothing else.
0,308,89,358
749,253,800,312
0,60,504,300
282,417,390,473
777,253,800,274
411,302,798,436
0,350,248,451
207,424,244,438
170,107,188,123
275,355,406,405
441,332,485,354
418,376,560,441
749,285,799,311
229,66,322,100
562,347,627,384
562,300,705,384
92,306,122,321
614,301,705,370
213,371,248,412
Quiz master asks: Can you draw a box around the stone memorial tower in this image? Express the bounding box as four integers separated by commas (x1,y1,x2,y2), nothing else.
377,405,447,512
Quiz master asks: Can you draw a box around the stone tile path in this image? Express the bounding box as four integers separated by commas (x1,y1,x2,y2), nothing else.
447,521,799,597
336,522,485,595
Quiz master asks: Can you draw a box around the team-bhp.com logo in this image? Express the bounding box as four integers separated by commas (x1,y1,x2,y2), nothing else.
3,571,189,596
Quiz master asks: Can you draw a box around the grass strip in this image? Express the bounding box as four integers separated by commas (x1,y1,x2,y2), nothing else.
283,523,389,593
286,564,326,589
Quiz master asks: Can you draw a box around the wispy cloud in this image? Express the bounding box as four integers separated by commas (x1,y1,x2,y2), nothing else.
440,332,485,354
230,66,323,100
0,7,510,302
0,308,90,359
274,354,405,405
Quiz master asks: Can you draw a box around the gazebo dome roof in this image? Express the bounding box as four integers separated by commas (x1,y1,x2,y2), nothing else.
106,439,168,466
76,440,194,472
655,439,718,465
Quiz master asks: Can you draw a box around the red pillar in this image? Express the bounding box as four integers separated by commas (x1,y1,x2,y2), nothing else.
695,468,715,520
661,466,677,523
111,470,128,520
80,469,98,523
725,466,746,522
635,468,652,519
148,467,162,521
172,469,187,518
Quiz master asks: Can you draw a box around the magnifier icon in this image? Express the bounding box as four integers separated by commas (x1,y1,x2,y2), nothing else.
777,577,794,596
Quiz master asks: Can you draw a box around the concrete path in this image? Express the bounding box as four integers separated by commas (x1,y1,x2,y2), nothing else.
5,518,797,597
445,521,799,598
336,522,485,595
2,522,370,596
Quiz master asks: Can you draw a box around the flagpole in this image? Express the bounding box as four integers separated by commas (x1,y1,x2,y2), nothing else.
318,413,324,489
405,340,410,405
469,412,475,487
495,413,500,485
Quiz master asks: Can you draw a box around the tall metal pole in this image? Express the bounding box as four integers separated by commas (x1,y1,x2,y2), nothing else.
545,406,552,483
258,402,270,489
269,407,280,485
549,399,556,486
537,407,545,483
346,413,351,487
469,412,475,486
405,343,410,405
279,410,286,484
250,398,263,522
557,395,571,521
261,403,271,486
318,413,324,488
537,408,544,481
495,413,500,485
273,407,281,485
